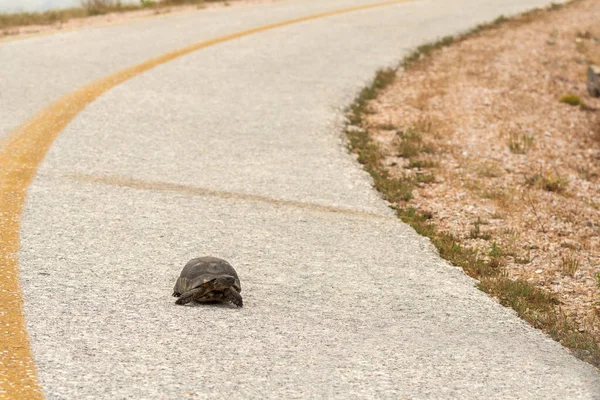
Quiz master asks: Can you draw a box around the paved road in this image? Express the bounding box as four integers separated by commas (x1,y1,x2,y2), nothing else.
2,0,599,398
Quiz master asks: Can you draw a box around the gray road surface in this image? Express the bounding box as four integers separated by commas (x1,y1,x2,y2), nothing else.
3,0,599,398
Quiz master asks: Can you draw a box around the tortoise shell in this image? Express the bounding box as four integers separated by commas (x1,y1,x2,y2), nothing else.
172,257,242,307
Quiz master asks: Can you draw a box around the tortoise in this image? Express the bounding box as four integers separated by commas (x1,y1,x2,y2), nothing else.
172,257,243,307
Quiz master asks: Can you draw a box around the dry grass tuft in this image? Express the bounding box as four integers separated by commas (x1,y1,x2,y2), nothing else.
508,132,535,154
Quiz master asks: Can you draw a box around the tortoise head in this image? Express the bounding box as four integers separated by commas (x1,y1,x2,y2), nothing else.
211,275,237,290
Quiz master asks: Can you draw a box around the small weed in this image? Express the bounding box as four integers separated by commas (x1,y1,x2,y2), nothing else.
397,140,420,158
576,165,596,181
478,161,504,178
396,130,423,158
523,191,547,234
526,172,569,193
560,94,584,107
514,253,532,265
415,172,435,184
377,122,396,130
464,178,482,192
562,256,580,277
489,242,503,258
576,30,593,39
543,175,569,193
493,15,508,25
596,272,600,288
469,217,491,240
481,188,507,200
502,227,519,238
412,117,434,134
396,124,436,159
420,143,435,154
508,132,535,154
490,211,506,220
548,2,563,10
575,41,588,58
487,257,506,271
406,159,439,169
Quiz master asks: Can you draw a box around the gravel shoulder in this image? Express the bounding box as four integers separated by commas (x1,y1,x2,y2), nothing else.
364,0,600,359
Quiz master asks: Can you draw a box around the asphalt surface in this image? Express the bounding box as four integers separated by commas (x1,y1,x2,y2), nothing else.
2,0,599,398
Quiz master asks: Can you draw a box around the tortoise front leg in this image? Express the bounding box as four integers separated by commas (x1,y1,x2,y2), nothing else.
223,288,243,308
175,285,212,305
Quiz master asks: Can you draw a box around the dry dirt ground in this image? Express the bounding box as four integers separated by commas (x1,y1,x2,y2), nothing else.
1,0,276,39
366,0,600,342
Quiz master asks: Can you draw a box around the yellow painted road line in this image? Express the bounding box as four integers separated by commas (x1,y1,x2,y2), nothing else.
0,0,413,397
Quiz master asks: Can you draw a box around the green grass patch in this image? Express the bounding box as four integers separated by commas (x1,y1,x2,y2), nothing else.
560,94,584,106
480,277,557,324
348,68,396,125
402,35,455,67
488,241,503,257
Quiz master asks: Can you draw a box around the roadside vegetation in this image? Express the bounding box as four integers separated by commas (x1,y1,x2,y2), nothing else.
345,0,600,367
0,0,224,34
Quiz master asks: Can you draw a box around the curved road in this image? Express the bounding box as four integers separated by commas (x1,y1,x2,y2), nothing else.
1,0,599,398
